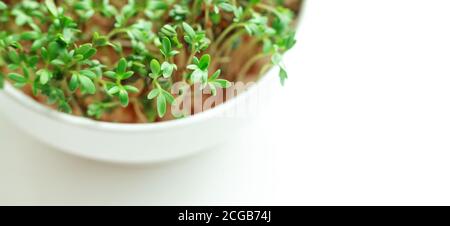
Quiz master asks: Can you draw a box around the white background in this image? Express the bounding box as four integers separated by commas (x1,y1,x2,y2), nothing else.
1,0,450,205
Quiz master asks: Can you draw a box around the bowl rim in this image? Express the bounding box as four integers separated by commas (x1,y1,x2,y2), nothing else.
2,67,277,132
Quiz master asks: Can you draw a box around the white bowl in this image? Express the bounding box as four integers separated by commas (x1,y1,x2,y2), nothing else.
0,67,279,164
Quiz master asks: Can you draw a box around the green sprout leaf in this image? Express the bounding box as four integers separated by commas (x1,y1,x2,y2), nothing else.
150,59,161,78
0,1,7,10
79,74,96,94
118,89,129,107
8,73,28,88
69,75,79,92
45,0,59,17
156,93,167,117
37,69,52,85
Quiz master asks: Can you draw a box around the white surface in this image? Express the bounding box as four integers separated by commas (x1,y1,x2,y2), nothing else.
2,0,450,205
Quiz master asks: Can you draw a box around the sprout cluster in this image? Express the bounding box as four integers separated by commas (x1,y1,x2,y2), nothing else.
0,0,301,123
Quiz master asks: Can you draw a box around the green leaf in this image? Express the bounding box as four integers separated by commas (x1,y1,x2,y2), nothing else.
83,48,97,60
50,59,65,66
20,31,40,41
161,62,174,78
157,94,167,117
80,70,97,79
107,86,120,95
279,67,288,86
8,73,27,83
182,22,196,38
45,0,59,17
150,59,161,77
161,37,172,56
8,51,20,64
76,44,92,55
187,64,199,70
213,79,232,88
192,56,200,65
123,85,139,93
190,69,205,84
31,38,46,51
76,44,96,60
87,103,106,119
58,101,72,114
69,75,79,91
47,41,61,60
147,89,160,100
210,69,221,80
0,1,7,10
37,69,52,85
104,71,117,79
117,58,127,74
93,32,108,46
121,71,134,80
161,90,175,105
79,75,96,94
118,89,129,107
198,54,211,70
